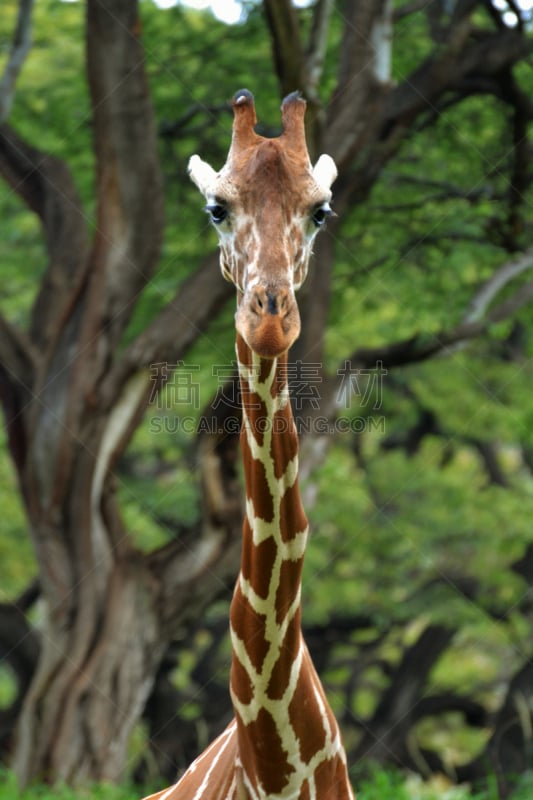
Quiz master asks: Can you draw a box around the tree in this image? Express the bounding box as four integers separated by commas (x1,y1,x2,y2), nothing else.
1,0,533,790
0,0,240,784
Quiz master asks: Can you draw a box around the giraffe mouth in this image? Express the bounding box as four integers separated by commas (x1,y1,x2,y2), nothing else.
236,286,301,358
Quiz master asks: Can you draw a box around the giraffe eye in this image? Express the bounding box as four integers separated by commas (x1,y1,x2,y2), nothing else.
205,203,228,225
311,203,332,228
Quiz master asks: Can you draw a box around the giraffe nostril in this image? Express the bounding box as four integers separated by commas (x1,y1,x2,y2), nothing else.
266,293,278,315
249,288,293,318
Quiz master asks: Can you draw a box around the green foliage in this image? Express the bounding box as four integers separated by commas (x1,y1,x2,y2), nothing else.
353,766,533,799
1,768,532,800
2,0,533,790
0,429,33,600
0,664,17,708
0,770,136,799
0,1,88,327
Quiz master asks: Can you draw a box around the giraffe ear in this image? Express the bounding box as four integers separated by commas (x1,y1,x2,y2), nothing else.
312,154,337,192
188,155,218,196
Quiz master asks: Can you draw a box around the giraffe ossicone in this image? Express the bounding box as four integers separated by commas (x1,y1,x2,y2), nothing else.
142,91,354,800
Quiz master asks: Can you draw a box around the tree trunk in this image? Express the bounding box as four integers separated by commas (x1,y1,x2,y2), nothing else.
12,374,241,784
0,0,241,784
14,557,164,783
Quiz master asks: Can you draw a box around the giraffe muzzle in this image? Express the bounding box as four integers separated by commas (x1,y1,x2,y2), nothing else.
236,285,301,358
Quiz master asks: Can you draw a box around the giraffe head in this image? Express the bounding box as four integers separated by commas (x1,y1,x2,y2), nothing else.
189,90,337,358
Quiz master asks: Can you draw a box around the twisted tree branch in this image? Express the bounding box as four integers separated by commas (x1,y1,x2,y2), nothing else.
0,0,34,124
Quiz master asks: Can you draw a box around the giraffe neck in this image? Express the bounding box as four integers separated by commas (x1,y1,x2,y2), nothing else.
230,333,310,786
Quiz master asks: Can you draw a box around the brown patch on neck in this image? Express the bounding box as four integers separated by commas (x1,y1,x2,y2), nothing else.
237,707,295,794
231,582,270,674
231,655,254,706
279,481,307,542
270,409,299,479
275,558,304,626
314,753,351,798
240,519,277,599
240,432,274,521
267,611,302,700
288,657,330,764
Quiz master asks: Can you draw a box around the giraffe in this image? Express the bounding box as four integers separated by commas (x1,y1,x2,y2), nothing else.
142,90,354,800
